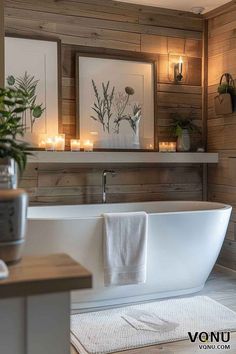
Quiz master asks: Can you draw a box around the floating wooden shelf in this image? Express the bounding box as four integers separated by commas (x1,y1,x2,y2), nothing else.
28,151,219,164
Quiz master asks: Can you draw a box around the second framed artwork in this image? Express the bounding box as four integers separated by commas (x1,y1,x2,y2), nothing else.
5,35,61,147
76,51,157,150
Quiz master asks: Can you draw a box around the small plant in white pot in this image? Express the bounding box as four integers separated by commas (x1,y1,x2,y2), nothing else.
0,87,31,263
171,113,201,152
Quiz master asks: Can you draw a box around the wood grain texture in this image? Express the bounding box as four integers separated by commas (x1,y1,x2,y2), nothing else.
0,0,4,86
0,254,92,299
4,0,204,205
19,164,203,205
4,0,203,39
71,265,236,353
204,0,236,19
207,6,236,270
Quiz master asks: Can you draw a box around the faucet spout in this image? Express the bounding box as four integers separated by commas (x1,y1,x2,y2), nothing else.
102,170,116,203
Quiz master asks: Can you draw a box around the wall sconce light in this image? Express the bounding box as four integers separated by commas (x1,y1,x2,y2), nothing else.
175,56,183,82
168,53,188,83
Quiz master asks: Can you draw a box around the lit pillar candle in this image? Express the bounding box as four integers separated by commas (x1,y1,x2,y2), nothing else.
45,137,56,151
159,142,169,152
70,139,81,151
168,142,177,152
146,143,153,150
55,134,65,151
179,56,183,75
83,140,93,152
38,134,47,149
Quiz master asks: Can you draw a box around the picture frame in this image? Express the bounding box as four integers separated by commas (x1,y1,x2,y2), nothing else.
4,34,62,148
75,48,157,151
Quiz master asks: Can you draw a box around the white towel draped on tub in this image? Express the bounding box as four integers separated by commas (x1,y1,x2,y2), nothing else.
103,212,148,286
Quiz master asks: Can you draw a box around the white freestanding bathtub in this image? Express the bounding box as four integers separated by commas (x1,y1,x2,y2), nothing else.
26,201,231,310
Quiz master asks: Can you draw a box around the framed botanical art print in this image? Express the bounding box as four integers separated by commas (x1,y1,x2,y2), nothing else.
5,35,61,147
76,51,157,150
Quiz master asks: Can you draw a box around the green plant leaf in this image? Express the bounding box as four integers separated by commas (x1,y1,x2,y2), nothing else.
12,107,26,114
176,125,183,137
3,99,15,106
0,86,31,172
170,111,201,137
7,75,15,86
32,105,44,118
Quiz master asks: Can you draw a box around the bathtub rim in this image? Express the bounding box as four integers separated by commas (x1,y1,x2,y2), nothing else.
27,200,232,221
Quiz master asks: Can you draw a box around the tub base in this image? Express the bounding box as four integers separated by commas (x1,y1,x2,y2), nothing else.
26,200,232,314
71,284,205,312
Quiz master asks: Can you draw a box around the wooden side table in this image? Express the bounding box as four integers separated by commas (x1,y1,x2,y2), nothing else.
0,254,92,354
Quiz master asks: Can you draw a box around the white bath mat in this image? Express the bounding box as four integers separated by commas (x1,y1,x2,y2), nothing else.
71,296,236,354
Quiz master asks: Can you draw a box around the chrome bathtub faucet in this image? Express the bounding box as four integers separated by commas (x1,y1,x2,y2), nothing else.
102,170,116,203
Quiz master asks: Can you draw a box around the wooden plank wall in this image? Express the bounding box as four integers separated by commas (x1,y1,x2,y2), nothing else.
0,0,4,86
4,0,204,205
207,3,236,269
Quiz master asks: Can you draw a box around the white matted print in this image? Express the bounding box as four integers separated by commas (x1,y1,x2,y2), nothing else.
77,56,155,149
5,37,59,146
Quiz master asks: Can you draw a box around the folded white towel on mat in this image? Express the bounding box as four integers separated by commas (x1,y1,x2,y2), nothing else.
103,212,148,286
122,310,179,332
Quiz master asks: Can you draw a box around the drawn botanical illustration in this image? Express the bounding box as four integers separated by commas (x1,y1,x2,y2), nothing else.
78,55,154,150
91,80,142,138
91,80,115,133
7,72,45,133
5,36,59,147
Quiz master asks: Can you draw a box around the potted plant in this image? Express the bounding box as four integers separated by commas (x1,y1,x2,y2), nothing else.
217,82,235,96
171,112,201,152
0,86,31,263
215,73,236,115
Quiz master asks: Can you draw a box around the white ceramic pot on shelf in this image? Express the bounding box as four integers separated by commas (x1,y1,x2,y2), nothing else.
177,129,191,152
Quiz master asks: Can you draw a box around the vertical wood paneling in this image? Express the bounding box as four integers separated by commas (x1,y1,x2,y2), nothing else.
0,0,4,86
207,7,236,270
4,0,204,205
